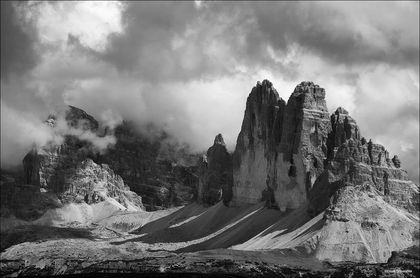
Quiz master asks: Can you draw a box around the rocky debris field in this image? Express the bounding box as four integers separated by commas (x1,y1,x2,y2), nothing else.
1,201,419,277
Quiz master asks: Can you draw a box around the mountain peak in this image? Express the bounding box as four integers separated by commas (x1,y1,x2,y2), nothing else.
335,106,349,115
66,105,99,130
214,133,225,146
293,81,323,93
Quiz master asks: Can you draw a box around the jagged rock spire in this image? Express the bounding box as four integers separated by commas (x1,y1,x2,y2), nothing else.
232,80,330,210
231,79,416,215
198,133,233,206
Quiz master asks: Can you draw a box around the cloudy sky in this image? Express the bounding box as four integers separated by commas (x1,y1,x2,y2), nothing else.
1,1,419,182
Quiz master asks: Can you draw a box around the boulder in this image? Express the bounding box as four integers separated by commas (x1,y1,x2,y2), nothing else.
392,155,401,168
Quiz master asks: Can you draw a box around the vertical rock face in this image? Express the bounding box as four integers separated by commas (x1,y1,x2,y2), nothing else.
309,138,419,214
96,121,199,210
230,79,418,263
275,81,331,210
198,134,233,205
231,80,418,214
232,81,331,211
232,80,285,207
327,107,360,158
308,105,418,215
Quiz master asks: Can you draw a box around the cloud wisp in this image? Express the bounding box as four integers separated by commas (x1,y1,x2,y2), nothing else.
1,102,117,168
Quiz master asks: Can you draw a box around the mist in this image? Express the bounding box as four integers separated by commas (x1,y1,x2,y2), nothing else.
0,101,117,168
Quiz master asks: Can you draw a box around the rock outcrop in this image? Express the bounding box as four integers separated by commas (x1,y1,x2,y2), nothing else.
96,121,199,210
231,80,418,213
232,80,284,207
229,79,419,263
22,142,143,211
23,106,199,211
197,134,233,205
232,81,331,210
308,111,418,215
23,106,103,191
58,159,143,210
65,105,99,131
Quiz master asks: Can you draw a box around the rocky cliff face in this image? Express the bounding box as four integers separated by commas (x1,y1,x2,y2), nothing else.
58,159,144,210
23,106,103,191
308,103,418,216
229,79,419,263
231,80,418,214
23,106,199,211
232,80,284,207
96,121,199,210
232,81,331,210
197,134,233,205
22,138,144,212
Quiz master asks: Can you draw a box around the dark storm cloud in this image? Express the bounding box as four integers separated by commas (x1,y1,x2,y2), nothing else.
95,1,299,82
0,1,39,79
248,2,419,70
95,2,419,82
99,2,201,79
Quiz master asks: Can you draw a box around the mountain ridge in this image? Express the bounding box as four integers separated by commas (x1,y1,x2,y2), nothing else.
0,79,418,276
